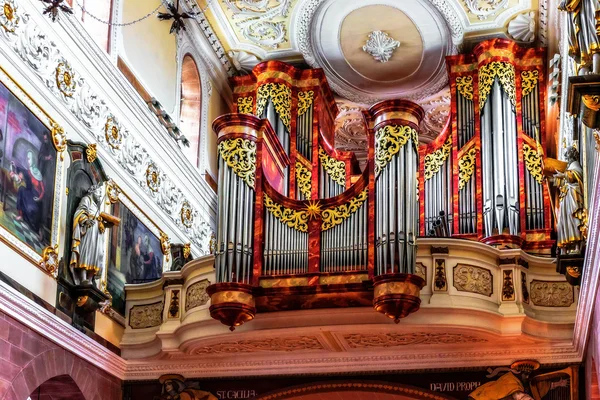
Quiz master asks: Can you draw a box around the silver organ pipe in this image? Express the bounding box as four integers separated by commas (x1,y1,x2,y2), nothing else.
263,208,309,275
319,147,346,198
296,103,314,162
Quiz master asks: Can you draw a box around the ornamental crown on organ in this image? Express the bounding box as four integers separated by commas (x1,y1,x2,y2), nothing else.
206,39,588,330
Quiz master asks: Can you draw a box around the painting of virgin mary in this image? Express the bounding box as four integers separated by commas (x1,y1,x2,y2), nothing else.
0,80,57,253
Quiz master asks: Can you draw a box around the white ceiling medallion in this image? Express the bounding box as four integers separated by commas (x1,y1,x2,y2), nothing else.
362,31,400,63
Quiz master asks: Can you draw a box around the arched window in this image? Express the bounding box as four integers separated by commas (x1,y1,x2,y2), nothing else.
68,0,113,53
180,54,202,166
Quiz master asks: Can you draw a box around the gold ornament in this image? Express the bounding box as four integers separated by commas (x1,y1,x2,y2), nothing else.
520,70,539,97
237,96,253,114
321,189,368,232
295,161,312,199
86,143,97,163
297,90,314,116
50,122,66,161
105,179,120,204
160,232,171,262
305,200,322,220
255,83,291,130
180,201,194,228
104,116,123,150
145,163,161,192
218,138,257,188
318,146,346,187
264,194,309,232
424,137,452,181
40,245,59,278
523,142,543,184
582,94,600,111
1,0,19,32
55,62,77,98
375,125,418,176
478,61,516,109
455,76,474,100
183,243,191,259
458,147,478,190
76,296,89,307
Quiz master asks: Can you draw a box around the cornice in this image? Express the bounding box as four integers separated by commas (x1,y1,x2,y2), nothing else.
0,280,127,379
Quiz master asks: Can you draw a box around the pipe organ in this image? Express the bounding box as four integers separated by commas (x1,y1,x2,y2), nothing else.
420,39,552,253
207,62,424,329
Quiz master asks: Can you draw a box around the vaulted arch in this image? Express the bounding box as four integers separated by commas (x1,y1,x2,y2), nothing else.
180,54,202,166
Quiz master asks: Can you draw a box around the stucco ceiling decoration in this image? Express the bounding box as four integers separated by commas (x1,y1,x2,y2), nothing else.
295,0,456,105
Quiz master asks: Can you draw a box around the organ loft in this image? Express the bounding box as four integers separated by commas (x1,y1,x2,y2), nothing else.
1,0,600,399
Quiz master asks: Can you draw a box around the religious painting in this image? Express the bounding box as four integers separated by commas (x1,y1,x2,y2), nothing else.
0,68,61,258
107,191,165,315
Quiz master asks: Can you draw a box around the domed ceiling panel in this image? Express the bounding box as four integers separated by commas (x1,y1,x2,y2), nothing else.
299,0,453,104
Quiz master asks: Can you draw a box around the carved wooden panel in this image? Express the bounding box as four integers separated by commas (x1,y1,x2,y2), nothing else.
129,301,163,329
530,280,574,307
453,264,493,296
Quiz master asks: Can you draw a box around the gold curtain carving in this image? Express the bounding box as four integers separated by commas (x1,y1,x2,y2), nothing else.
237,96,254,114
256,83,291,130
458,147,478,190
318,146,346,186
523,142,544,184
478,61,516,109
520,70,539,97
297,90,314,116
582,94,600,111
424,137,452,181
321,189,368,232
375,125,418,176
218,138,257,188
295,161,312,198
456,76,474,100
264,195,309,232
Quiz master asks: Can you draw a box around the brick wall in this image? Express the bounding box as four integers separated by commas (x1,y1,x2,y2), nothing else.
0,311,121,400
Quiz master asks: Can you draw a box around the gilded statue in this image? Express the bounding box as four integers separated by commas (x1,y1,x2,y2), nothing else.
558,0,600,70
546,147,586,255
69,184,119,285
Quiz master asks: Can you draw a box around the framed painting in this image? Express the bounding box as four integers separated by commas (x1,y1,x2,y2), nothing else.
105,181,169,316
0,66,65,269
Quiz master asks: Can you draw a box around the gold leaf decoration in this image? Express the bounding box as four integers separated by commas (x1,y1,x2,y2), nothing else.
55,61,77,98
255,83,291,130
50,122,66,161
321,189,368,232
218,138,257,188
478,61,516,109
520,70,539,97
456,76,474,100
40,245,59,278
264,195,308,232
523,142,543,184
582,94,600,111
295,161,312,198
374,125,417,176
318,146,346,187
458,147,478,190
86,143,97,163
237,96,253,114
105,179,120,204
297,90,314,116
160,232,171,262
424,137,452,181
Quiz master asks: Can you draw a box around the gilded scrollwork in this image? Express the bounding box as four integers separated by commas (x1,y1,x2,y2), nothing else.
255,83,291,130
424,137,452,181
297,90,314,116
295,161,312,199
458,147,478,190
50,122,66,160
55,61,77,98
520,69,539,97
523,142,543,184
40,244,59,278
375,125,418,176
105,179,120,204
180,201,194,228
321,189,368,232
455,76,474,100
85,143,97,163
1,0,20,33
160,232,171,262
264,194,309,232
218,138,257,188
145,162,161,192
183,243,191,259
318,146,346,187
478,61,516,109
582,94,600,111
104,116,123,150
237,96,253,114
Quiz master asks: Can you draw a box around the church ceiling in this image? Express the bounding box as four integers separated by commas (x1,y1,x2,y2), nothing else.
198,0,545,153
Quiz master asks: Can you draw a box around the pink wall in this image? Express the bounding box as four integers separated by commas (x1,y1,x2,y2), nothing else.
0,311,121,400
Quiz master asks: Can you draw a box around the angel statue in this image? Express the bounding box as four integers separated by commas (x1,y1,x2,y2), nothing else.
69,184,119,285
552,146,586,255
